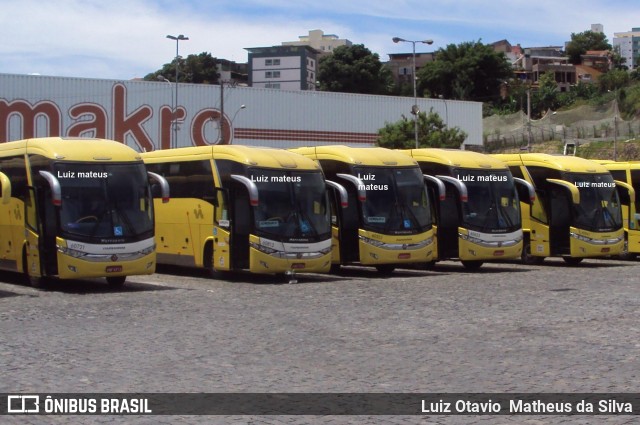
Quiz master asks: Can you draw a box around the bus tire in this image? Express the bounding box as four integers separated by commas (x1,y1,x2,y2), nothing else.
461,260,483,270
619,236,637,260
562,257,584,266
423,261,437,270
203,242,216,277
375,265,395,275
522,236,544,265
203,242,231,280
106,276,126,287
22,249,49,289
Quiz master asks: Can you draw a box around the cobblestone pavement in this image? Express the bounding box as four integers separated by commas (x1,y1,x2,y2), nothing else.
0,258,639,425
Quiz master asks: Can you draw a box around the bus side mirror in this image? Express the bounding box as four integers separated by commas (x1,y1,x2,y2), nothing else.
547,178,580,204
38,170,62,206
147,171,170,203
325,180,348,208
436,175,468,203
336,173,366,202
0,172,10,205
514,177,536,205
423,174,446,201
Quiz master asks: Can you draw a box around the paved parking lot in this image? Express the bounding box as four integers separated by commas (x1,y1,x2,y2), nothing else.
1,258,639,424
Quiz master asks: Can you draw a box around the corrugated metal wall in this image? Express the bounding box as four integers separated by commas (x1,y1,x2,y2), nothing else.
0,73,482,151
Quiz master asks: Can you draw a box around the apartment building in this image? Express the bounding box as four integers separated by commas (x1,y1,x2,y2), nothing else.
245,45,320,90
613,27,640,70
282,29,352,55
386,52,435,87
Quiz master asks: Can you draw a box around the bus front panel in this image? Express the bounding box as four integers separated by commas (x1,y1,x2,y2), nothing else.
458,228,523,261
56,237,155,279
357,228,434,265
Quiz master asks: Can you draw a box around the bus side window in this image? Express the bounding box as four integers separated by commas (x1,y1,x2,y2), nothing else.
214,188,229,224
531,190,548,223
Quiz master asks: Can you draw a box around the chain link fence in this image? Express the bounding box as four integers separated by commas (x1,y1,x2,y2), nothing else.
483,101,640,158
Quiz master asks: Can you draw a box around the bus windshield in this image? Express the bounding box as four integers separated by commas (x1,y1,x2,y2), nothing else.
564,172,622,232
455,169,521,232
355,166,432,234
56,162,154,241
251,169,331,241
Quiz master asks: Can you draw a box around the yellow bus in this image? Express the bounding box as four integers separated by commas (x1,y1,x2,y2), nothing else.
494,153,624,264
400,149,535,269
142,145,339,282
592,160,638,259
0,137,169,287
290,145,435,274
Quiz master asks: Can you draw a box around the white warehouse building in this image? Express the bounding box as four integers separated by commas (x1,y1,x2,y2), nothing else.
0,73,483,151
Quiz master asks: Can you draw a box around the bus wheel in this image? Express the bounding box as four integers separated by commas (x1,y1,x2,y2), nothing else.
423,261,437,270
375,265,395,275
27,274,50,289
620,238,637,260
522,238,544,265
461,260,483,270
106,276,126,287
22,251,49,289
203,243,216,277
562,257,583,266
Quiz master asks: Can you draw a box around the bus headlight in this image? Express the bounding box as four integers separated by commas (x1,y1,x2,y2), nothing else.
570,232,623,245
57,245,87,258
139,244,155,256
249,241,278,255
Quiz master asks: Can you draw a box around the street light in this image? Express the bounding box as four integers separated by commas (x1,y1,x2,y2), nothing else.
392,36,433,148
229,105,247,145
166,34,189,148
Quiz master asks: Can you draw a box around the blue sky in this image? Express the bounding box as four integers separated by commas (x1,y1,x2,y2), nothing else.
1,0,638,79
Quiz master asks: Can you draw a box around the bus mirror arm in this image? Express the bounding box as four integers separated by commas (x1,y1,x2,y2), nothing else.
423,175,446,201
0,171,10,205
614,180,635,205
547,178,580,204
231,175,259,206
38,170,62,206
325,180,348,208
147,171,170,203
436,175,468,203
336,173,366,202
513,177,536,204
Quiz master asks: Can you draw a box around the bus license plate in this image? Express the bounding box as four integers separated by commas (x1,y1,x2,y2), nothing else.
106,266,123,273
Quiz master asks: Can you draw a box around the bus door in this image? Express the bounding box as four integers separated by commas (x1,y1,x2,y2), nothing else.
335,175,363,263
547,185,572,255
34,173,60,276
325,181,346,264
229,175,258,270
436,179,463,259
423,175,446,260
212,187,231,271
24,187,44,278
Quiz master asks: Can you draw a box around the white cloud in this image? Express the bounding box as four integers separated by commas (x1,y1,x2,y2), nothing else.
1,0,638,79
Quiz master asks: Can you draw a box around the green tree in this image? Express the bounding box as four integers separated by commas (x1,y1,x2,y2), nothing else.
598,68,630,93
417,40,512,102
144,52,220,84
536,71,559,112
376,109,467,149
317,44,393,94
565,31,611,65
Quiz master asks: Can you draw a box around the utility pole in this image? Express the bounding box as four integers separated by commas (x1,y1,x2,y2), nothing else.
526,88,532,152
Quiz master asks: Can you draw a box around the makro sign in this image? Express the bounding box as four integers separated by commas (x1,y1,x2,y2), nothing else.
0,82,232,150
